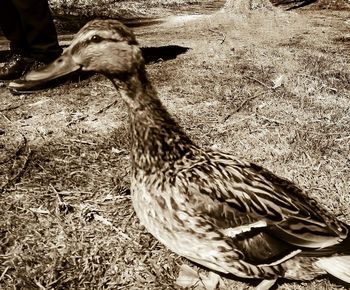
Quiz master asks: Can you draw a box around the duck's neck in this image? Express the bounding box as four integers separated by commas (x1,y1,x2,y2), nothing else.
109,66,195,173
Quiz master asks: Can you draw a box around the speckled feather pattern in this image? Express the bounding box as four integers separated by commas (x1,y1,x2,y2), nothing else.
53,20,350,287
130,142,347,279
118,61,350,280
102,20,350,283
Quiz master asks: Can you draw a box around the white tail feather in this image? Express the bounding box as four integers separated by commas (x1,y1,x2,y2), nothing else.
315,256,350,283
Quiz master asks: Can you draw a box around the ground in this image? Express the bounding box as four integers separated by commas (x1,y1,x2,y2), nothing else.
0,1,350,290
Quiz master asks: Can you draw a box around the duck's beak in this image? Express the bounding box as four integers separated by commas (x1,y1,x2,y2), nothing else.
24,50,82,83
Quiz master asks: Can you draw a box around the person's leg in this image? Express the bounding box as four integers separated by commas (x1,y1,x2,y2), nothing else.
10,0,62,63
0,0,29,56
0,0,34,80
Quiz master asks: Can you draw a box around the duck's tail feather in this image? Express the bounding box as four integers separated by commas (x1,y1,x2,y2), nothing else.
315,256,350,283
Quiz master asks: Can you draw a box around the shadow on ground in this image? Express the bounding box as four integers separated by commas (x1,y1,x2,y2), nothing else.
0,45,190,93
0,45,190,64
141,45,190,63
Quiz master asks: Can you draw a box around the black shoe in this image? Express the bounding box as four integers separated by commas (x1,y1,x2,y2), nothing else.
7,60,55,94
0,51,13,63
8,75,57,95
0,54,36,80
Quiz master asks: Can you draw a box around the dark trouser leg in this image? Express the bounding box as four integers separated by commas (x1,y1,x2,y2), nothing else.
7,0,62,63
0,0,28,56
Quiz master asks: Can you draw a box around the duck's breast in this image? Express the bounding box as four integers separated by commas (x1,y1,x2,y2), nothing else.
130,172,242,274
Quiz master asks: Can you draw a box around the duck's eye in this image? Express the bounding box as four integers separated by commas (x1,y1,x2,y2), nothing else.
90,35,103,43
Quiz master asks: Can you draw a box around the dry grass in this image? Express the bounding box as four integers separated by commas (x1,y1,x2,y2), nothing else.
48,0,221,18
1,2,350,290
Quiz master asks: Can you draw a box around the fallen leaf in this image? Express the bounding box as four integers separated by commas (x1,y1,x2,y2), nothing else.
199,271,221,290
272,75,284,89
111,147,128,154
176,264,200,288
29,207,50,214
94,213,113,226
176,264,221,290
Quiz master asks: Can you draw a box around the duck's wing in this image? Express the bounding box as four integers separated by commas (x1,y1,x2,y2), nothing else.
180,151,348,253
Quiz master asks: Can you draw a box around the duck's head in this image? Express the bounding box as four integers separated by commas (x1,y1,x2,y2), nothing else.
24,20,142,82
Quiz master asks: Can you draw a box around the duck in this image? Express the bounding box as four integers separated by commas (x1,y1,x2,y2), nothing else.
25,19,350,289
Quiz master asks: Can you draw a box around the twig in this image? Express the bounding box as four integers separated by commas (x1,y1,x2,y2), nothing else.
298,129,346,136
67,115,88,126
50,183,60,196
245,76,271,89
68,139,96,145
66,97,119,127
150,240,159,250
220,34,226,44
297,73,322,80
208,28,226,44
47,275,64,288
95,98,119,115
29,207,50,214
99,215,141,246
219,114,255,133
236,91,265,113
0,103,22,112
1,113,11,123
0,266,9,282
223,91,265,122
35,281,47,290
258,115,284,125
0,149,33,193
50,184,74,215
0,133,27,165
121,211,135,233
35,128,46,140
55,190,93,196
10,149,32,183
335,135,350,142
